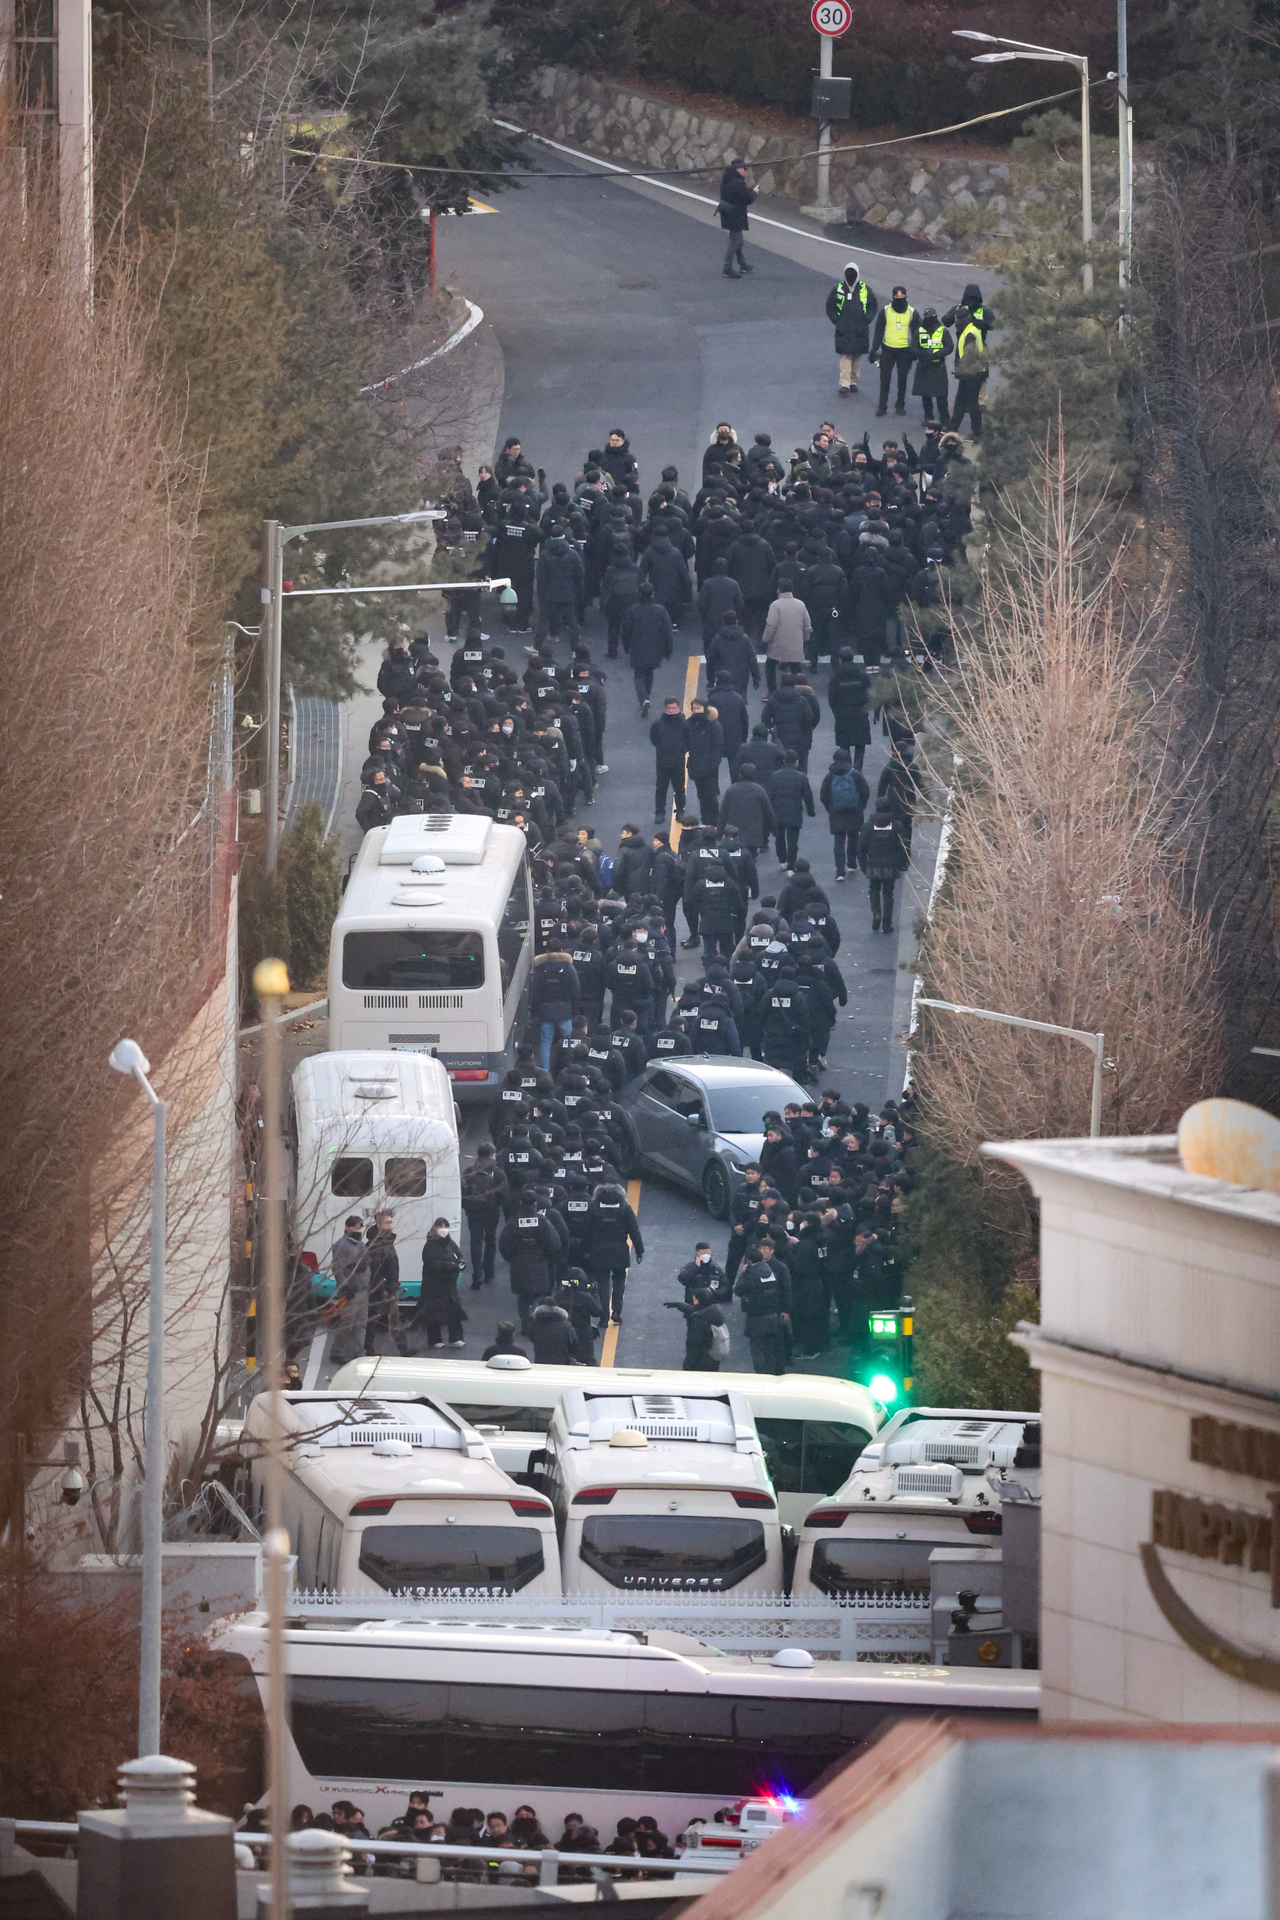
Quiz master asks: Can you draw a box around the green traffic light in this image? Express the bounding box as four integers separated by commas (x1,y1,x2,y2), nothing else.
868,1372,899,1404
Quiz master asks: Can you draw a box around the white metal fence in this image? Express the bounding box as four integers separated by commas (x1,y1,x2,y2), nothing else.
285,1586,933,1661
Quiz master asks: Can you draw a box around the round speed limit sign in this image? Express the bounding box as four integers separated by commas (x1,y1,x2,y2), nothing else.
811,0,852,34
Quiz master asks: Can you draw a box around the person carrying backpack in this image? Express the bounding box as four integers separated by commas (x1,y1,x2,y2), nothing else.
819,749,871,880
857,801,910,933
665,1288,730,1370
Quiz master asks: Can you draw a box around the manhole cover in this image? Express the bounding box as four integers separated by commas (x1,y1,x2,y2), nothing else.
617,278,657,289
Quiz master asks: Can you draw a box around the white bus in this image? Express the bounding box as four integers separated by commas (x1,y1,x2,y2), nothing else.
217,1615,1039,1837
288,1051,460,1295
792,1410,1040,1600
329,1354,881,1529
540,1388,785,1595
239,1391,560,1598
328,814,532,1104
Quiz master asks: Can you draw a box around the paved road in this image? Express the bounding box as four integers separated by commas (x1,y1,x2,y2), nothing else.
312,158,947,1387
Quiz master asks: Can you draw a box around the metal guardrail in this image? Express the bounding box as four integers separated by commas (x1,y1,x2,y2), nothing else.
284,1586,933,1660
4,1823,736,1884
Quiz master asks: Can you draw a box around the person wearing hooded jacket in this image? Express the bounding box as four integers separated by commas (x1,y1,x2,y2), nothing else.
828,648,873,769
825,261,879,396
871,284,916,417
685,698,725,821
528,1297,579,1365
820,749,871,879
910,308,954,423
667,1287,728,1370
857,801,910,933
705,613,759,696
534,533,584,646
620,583,674,713
530,950,581,1070
948,306,989,439
638,527,692,625
697,557,745,644
555,1267,607,1364
942,282,996,342
600,539,640,658
726,527,777,641
584,1182,644,1323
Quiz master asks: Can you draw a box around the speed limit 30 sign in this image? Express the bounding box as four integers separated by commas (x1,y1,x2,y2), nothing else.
811,0,852,34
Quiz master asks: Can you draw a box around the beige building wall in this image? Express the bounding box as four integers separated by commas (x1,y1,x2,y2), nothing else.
989,1134,1280,1722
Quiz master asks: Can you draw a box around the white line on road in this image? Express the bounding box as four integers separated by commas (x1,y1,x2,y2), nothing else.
359,299,485,395
493,120,982,270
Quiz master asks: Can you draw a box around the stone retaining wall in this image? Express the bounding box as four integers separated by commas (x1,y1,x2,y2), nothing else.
522,65,1131,250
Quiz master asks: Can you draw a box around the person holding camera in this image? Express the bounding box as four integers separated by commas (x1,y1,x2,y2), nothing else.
665,1287,729,1371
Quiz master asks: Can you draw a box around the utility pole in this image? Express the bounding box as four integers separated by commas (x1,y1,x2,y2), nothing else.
1116,0,1133,320
817,32,833,212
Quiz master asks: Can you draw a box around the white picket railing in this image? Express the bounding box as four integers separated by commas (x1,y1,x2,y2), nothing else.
285,1586,933,1661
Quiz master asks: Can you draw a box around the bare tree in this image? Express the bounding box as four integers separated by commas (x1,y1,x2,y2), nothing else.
914,433,1223,1155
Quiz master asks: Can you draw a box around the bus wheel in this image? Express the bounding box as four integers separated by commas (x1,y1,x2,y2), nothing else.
702,1161,730,1219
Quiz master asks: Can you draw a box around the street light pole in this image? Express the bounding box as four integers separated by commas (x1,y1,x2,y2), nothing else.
253,958,291,1920
260,509,444,873
957,32,1093,294
1116,0,1133,315
108,1039,167,1756
916,998,1106,1138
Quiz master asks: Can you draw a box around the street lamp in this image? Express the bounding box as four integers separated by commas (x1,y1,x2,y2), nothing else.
916,998,1106,1137
261,509,445,872
108,1038,167,1758
954,30,1093,293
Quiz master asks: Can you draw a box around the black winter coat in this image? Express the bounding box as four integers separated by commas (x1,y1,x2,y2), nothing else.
828,661,872,749
768,766,816,828
710,685,749,757
727,534,777,602
858,809,910,877
420,1234,464,1313
620,600,674,671
685,713,725,779
763,684,821,751
697,573,745,637
819,762,870,832
613,833,653,898
499,1212,561,1297
638,535,691,609
705,624,759,693
530,954,581,1022
718,166,756,232
718,779,775,848
825,275,878,354
649,711,690,770
529,1303,579,1364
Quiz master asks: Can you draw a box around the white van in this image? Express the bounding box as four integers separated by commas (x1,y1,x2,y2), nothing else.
288,1051,460,1297
240,1391,560,1597
329,1354,880,1528
540,1387,785,1594
791,1409,1040,1600
327,813,532,1104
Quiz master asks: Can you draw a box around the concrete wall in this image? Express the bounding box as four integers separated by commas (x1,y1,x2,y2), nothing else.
990,1134,1280,1724
521,64,1117,248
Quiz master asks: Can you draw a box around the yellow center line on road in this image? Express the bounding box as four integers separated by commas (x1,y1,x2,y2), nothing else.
670,653,703,850
600,1176,644,1368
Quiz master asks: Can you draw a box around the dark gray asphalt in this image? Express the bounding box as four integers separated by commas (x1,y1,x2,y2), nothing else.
333,165,946,1381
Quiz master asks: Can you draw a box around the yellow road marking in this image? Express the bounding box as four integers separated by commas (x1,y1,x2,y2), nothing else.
670,655,703,849
601,1177,644,1367
467,195,498,213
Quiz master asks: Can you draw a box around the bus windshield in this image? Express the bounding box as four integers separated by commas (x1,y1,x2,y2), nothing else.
343,931,485,992
580,1516,767,1590
358,1525,545,1594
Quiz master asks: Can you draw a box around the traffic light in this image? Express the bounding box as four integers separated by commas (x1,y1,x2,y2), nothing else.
863,1295,914,1406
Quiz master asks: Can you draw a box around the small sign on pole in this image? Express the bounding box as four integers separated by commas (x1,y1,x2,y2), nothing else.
811,0,852,35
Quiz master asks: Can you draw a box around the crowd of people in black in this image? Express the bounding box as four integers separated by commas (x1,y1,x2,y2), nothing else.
243,1798,688,1881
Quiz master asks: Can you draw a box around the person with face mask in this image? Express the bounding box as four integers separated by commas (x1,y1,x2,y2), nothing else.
910,307,954,425
871,284,916,418
414,1218,467,1349
677,1242,729,1303
825,262,879,397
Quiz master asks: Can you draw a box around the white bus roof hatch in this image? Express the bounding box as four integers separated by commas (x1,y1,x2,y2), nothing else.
379,815,492,867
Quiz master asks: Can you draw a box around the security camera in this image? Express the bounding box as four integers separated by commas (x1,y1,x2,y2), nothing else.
59,1464,86,1508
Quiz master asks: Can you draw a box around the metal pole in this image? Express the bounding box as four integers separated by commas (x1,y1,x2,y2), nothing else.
1089,1035,1104,1140
1080,58,1094,295
916,999,1106,1136
1117,0,1132,318
817,33,833,209
263,521,283,874
138,1083,166,1755
255,959,291,1920
429,207,437,294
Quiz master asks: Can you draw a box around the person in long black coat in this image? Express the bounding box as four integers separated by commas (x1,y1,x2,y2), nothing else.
414,1220,466,1348
718,160,756,278
828,649,873,769
910,309,954,424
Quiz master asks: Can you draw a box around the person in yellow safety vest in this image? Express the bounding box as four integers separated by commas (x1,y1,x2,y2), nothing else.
942,280,996,343
948,306,990,440
870,285,916,418
825,261,879,397
909,307,954,425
